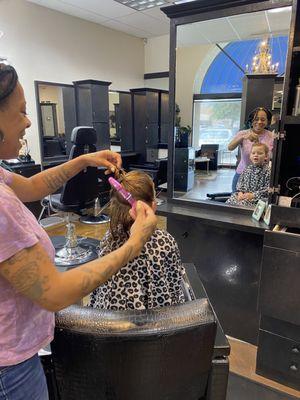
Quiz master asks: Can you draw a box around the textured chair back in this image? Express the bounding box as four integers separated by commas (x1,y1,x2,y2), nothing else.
59,126,99,207
52,299,216,400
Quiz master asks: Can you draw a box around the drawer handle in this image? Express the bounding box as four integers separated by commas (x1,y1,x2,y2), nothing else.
289,363,298,372
292,346,300,354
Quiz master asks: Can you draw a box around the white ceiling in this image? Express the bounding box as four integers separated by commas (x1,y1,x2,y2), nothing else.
177,7,292,47
26,0,174,38
26,1,292,42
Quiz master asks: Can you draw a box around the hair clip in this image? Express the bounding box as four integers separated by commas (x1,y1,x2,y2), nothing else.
108,177,136,208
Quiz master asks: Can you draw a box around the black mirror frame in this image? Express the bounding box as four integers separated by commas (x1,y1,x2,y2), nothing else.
162,0,293,213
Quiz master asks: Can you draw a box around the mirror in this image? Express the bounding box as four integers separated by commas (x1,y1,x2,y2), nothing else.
109,91,121,152
174,6,291,208
36,82,76,166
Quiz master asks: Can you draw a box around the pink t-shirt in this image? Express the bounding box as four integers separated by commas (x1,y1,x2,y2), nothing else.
0,167,55,366
235,129,275,174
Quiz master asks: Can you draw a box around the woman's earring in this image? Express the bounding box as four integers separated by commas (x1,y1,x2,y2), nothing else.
0,130,5,143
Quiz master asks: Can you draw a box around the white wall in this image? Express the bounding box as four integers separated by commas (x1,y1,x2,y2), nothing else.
144,35,170,73
0,0,145,162
176,44,214,126
144,34,169,90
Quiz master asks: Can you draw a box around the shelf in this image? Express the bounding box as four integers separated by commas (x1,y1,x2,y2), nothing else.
293,46,300,53
284,115,300,125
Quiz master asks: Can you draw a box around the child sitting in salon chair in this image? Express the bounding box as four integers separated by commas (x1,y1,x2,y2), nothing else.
88,170,186,310
226,143,271,207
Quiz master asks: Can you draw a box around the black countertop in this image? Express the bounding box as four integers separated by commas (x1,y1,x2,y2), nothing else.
157,199,268,235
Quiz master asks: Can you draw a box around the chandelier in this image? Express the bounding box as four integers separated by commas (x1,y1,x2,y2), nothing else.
246,38,279,74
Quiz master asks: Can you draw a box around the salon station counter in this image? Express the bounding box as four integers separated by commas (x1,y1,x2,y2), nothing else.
157,200,268,345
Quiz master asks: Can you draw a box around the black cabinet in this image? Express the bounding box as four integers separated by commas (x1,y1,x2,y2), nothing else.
74,80,111,150
257,229,300,390
119,92,133,152
160,92,169,144
5,162,42,219
174,147,195,191
131,89,169,162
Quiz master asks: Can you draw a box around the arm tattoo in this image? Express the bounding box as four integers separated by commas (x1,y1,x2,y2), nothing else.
79,244,135,295
42,166,72,192
3,257,50,302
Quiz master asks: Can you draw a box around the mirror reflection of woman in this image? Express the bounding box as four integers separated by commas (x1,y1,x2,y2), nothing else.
228,107,274,192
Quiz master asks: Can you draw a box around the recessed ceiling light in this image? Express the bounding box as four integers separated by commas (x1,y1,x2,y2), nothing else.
114,0,170,11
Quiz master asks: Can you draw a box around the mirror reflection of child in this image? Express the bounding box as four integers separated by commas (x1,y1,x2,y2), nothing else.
88,171,186,310
226,143,271,207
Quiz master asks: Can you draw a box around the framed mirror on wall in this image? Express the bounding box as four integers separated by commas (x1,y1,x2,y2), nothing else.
35,81,77,167
162,0,292,211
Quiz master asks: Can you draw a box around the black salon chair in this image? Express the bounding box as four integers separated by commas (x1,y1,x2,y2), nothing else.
48,126,109,266
51,299,216,400
43,137,65,158
196,144,219,171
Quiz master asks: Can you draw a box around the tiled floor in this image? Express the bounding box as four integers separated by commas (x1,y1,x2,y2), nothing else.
174,168,235,201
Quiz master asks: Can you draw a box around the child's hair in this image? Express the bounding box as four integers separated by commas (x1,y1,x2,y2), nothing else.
109,170,155,238
251,142,269,156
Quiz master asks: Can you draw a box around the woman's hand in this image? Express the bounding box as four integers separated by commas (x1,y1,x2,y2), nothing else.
82,150,122,174
243,131,259,142
128,201,157,259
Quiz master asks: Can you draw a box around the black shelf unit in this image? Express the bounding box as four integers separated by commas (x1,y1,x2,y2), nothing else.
73,80,111,151
131,88,169,162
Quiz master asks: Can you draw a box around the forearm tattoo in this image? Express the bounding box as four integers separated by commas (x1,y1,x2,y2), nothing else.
42,165,72,192
79,243,135,295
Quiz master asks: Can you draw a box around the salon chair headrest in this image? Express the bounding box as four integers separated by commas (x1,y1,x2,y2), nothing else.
55,298,215,336
71,126,97,145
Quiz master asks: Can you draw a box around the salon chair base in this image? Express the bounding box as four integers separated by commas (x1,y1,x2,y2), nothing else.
80,214,110,225
51,236,100,267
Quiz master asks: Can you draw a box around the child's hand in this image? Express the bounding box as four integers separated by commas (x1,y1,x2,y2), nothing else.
237,192,245,201
244,192,254,200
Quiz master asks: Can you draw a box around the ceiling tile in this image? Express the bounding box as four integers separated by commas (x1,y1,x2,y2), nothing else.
100,19,151,38
117,12,169,35
229,12,268,40
60,0,134,18
267,8,291,36
142,5,170,23
27,0,108,23
195,18,239,44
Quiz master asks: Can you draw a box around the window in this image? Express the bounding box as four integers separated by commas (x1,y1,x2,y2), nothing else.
193,99,241,166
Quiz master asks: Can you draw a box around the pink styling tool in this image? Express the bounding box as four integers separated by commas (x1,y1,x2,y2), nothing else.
108,177,136,208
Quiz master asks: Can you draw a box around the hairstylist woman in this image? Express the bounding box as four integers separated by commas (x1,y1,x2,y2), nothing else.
228,107,274,192
0,64,157,400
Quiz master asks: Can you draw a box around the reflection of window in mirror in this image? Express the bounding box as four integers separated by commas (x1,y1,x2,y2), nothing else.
174,6,291,208
109,91,120,152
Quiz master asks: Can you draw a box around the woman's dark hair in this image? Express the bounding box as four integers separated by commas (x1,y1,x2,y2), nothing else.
0,64,18,107
246,107,272,129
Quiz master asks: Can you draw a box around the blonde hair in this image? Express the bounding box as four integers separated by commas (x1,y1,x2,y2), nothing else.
251,142,269,156
109,170,155,238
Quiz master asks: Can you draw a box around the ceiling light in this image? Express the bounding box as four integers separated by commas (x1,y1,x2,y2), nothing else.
114,0,169,11
268,6,292,13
